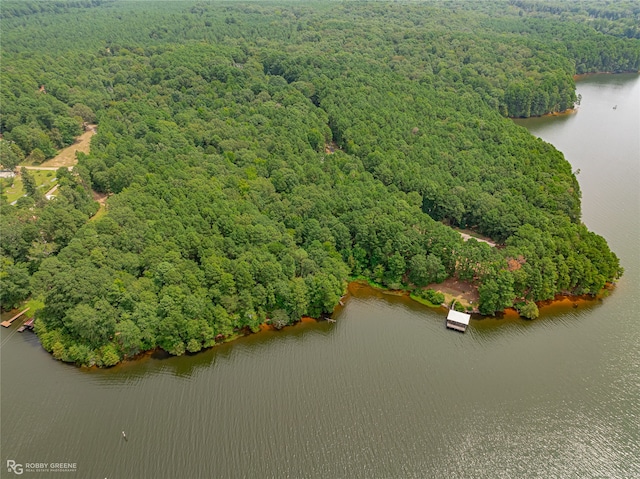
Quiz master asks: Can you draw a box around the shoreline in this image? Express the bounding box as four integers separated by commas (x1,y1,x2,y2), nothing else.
510,107,577,120
339,279,614,320
4,278,615,369
510,71,639,121
573,70,639,81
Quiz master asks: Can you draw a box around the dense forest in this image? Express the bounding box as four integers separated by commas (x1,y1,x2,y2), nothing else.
1,0,636,366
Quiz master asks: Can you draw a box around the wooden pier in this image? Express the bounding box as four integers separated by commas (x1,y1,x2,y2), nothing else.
1,308,29,328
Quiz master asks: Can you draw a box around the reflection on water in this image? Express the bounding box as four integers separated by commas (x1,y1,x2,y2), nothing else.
89,317,338,384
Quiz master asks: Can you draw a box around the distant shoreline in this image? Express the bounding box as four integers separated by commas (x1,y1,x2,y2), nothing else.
509,71,640,120
573,70,640,81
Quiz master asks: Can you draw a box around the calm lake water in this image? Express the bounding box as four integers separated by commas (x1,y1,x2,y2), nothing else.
1,74,639,479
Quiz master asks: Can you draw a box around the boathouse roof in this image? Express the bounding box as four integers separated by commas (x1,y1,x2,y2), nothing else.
446,309,471,325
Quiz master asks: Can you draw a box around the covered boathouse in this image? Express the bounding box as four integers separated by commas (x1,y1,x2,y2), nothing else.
446,309,471,332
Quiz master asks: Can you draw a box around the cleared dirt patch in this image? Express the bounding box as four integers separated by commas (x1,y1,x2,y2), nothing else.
426,277,479,311
454,227,497,247
38,124,96,169
324,141,340,154
89,190,110,221
92,190,108,205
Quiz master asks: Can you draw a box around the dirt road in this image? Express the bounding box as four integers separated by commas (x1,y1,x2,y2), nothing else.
458,232,497,247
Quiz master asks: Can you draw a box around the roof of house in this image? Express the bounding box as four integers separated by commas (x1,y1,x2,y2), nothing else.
446,309,471,325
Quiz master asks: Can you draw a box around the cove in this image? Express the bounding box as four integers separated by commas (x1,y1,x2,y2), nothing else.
1,74,639,479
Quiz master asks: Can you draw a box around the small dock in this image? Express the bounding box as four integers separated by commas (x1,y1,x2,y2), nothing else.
17,317,35,333
446,309,471,333
1,308,29,328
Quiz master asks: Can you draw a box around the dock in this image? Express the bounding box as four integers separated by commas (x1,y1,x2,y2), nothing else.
445,309,471,333
17,317,35,333
1,308,29,328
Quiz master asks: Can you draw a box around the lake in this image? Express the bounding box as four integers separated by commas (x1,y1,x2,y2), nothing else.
1,74,639,478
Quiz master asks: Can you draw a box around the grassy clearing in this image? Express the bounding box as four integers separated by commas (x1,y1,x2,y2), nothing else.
33,169,58,192
2,170,58,203
3,176,24,203
24,297,45,319
90,203,107,221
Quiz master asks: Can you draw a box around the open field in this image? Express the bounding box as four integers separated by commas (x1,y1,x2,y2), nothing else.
5,126,97,204
3,169,58,203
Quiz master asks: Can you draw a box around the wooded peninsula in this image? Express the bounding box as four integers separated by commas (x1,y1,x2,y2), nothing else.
1,0,637,366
